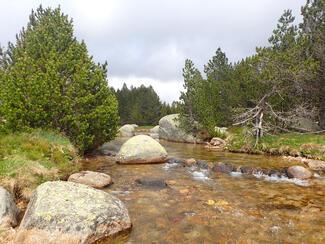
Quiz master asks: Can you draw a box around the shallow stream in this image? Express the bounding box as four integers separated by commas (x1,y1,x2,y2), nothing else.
83,140,325,243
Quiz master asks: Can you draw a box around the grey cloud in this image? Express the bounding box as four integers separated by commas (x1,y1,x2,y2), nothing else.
0,0,306,101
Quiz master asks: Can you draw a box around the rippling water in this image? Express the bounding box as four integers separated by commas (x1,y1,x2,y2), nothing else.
84,140,325,243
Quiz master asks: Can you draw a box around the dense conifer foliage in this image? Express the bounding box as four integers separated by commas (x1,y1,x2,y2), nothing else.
115,84,178,125
0,6,119,153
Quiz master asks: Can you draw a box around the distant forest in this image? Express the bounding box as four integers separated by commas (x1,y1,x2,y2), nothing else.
114,84,178,125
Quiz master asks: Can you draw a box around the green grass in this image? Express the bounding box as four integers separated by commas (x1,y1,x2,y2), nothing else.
227,127,325,160
0,129,80,199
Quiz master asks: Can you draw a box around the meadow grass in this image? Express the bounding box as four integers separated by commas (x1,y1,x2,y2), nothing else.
227,127,325,160
0,129,80,199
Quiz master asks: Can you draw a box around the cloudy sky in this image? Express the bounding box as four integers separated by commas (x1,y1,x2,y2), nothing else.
0,0,305,102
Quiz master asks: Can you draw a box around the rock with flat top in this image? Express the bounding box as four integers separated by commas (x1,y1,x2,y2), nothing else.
68,171,112,189
15,181,131,244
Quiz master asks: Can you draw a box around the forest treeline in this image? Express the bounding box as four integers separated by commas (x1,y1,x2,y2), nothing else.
179,0,325,137
114,84,178,125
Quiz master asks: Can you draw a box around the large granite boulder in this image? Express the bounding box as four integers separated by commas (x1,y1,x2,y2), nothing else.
116,135,168,164
0,187,19,227
159,114,197,143
68,171,113,189
149,125,160,139
287,166,312,180
16,181,131,244
118,124,138,137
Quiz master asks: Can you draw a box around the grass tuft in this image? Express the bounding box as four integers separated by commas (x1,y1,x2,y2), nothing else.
0,129,80,200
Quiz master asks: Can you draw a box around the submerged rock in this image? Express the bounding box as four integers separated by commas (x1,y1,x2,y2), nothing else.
118,124,138,137
16,181,131,244
166,158,184,165
196,160,209,169
0,187,19,227
240,166,258,174
287,166,312,180
212,162,235,173
68,171,113,189
135,178,168,189
117,135,168,164
96,139,124,156
159,114,198,143
184,158,196,166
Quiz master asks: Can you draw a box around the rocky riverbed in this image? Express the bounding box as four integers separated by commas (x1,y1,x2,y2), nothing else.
82,139,325,243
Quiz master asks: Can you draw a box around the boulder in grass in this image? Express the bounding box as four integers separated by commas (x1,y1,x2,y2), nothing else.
15,181,131,244
68,171,113,189
0,187,19,227
117,135,168,164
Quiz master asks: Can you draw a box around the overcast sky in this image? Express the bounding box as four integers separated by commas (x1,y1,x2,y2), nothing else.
0,0,305,102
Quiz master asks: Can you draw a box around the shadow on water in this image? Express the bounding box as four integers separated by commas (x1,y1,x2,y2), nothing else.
84,140,325,243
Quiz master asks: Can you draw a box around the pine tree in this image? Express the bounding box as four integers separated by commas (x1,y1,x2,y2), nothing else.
179,59,203,132
268,10,298,51
301,0,325,129
0,6,119,153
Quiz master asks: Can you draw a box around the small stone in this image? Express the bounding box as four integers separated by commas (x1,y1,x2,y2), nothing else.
179,189,189,194
196,160,209,169
287,166,312,180
68,171,112,189
135,178,168,189
167,158,184,164
212,162,234,173
304,159,325,171
210,137,226,146
184,158,196,166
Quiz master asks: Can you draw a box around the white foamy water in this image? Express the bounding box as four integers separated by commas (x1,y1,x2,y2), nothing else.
190,169,210,181
230,172,243,177
163,162,179,170
253,172,310,187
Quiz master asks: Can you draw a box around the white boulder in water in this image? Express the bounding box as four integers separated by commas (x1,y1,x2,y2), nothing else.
117,135,168,164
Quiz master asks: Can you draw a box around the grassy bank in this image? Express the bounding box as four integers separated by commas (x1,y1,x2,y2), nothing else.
0,129,80,201
227,127,325,161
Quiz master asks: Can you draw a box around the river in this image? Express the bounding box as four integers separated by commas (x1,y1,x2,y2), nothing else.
83,139,325,243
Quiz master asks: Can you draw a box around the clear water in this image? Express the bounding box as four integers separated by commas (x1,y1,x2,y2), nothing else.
83,140,325,243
